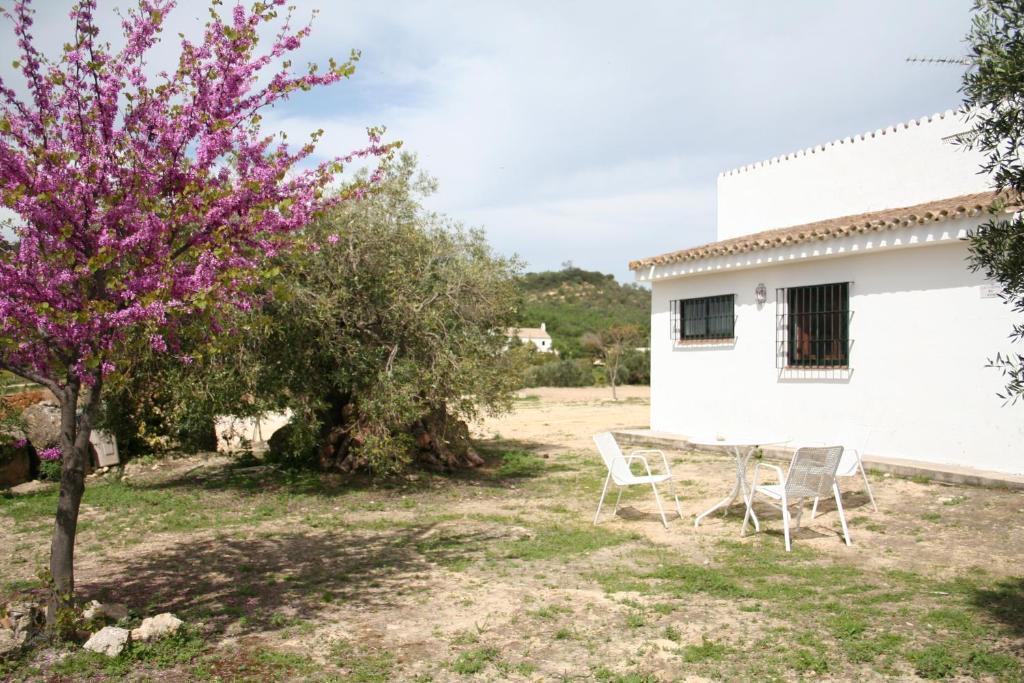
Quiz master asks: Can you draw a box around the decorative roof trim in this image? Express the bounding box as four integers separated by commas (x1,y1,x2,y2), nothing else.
718,108,968,178
629,191,1004,271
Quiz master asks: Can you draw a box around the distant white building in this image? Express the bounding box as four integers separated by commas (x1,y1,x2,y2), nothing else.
630,110,1024,476
507,322,554,352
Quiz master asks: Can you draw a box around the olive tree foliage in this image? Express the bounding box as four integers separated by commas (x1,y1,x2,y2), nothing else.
103,154,525,472
962,0,1024,402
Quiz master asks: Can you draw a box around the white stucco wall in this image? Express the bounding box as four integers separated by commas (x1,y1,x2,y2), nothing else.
716,111,991,240
648,233,1024,474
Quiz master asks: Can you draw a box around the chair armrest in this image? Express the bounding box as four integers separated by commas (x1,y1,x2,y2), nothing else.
621,454,655,477
750,462,785,491
630,449,672,476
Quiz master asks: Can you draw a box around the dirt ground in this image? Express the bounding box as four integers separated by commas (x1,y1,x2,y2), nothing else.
1,385,1022,681
479,386,1024,580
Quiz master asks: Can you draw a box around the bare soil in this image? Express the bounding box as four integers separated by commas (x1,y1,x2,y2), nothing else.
1,385,1022,681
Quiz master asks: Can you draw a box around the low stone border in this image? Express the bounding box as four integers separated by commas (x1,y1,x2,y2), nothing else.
612,428,1024,491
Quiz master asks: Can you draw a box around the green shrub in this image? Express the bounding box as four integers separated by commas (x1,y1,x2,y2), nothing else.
523,359,594,387
38,459,61,481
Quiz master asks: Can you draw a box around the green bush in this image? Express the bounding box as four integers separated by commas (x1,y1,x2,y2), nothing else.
523,359,594,387
621,349,650,385
38,459,61,481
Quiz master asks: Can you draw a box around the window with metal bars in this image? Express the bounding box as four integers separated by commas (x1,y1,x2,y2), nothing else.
776,282,850,367
669,294,735,341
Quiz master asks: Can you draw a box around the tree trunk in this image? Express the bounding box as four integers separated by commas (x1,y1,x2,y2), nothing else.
414,406,485,470
47,377,101,626
308,400,484,473
608,360,619,401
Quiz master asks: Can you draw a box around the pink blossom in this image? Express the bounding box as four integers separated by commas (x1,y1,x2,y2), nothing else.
327,234,341,245
13,438,27,448
39,447,61,461
0,0,394,389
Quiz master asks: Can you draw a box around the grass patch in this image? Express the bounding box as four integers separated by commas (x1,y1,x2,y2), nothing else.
680,638,730,663
494,450,547,478
496,525,637,561
331,639,395,682
528,603,571,619
51,626,206,678
451,646,500,675
593,667,660,683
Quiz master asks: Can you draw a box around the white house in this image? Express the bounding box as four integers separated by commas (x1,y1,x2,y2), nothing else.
630,110,1024,476
507,322,554,352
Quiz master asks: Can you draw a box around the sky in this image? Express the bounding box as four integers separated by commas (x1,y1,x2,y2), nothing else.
3,1,974,282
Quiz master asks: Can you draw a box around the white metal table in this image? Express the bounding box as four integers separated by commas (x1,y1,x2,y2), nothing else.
690,436,789,528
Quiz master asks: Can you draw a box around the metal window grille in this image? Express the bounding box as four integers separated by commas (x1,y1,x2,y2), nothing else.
776,282,851,370
669,294,735,341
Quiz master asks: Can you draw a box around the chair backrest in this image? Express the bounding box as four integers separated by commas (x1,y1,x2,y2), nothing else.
784,445,844,499
593,432,634,484
836,424,871,475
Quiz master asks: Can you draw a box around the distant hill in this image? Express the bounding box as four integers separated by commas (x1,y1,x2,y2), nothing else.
516,268,651,357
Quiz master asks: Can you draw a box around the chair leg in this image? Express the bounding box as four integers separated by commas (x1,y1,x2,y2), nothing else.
613,487,624,514
859,459,878,512
594,472,612,525
667,477,684,520
782,500,792,552
810,497,820,519
651,482,669,529
833,482,852,546
793,498,805,529
741,492,755,537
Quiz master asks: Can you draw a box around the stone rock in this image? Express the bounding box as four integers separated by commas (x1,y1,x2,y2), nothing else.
0,425,35,488
0,441,31,488
131,613,182,642
21,401,62,450
82,601,129,622
266,422,294,458
83,626,130,657
8,480,55,496
3,601,43,643
0,628,26,658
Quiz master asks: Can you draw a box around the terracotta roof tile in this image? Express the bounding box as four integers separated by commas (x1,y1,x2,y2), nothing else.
507,327,550,339
629,192,1005,271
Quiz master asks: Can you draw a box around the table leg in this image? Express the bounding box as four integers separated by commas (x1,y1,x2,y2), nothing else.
739,446,760,532
695,445,760,530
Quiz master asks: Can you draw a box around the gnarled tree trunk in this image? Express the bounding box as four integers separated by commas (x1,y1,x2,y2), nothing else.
309,400,484,473
412,406,484,470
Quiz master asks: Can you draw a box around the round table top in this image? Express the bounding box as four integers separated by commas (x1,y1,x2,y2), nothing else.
686,435,790,448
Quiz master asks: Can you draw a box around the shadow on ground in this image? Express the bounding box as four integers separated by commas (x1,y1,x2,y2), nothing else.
130,436,567,498
78,522,503,637
971,576,1024,637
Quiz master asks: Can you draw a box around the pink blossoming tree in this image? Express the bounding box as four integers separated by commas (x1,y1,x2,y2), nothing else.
0,0,390,619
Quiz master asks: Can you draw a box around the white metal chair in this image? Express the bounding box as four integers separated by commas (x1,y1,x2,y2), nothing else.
592,432,683,528
742,445,850,552
810,428,877,519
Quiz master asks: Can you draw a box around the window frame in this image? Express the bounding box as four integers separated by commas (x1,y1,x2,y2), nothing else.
776,282,851,369
670,294,736,342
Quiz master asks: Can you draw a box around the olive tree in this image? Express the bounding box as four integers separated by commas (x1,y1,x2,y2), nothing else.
962,0,1024,402
105,155,525,472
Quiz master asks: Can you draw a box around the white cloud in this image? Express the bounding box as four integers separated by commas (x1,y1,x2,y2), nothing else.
3,0,974,279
